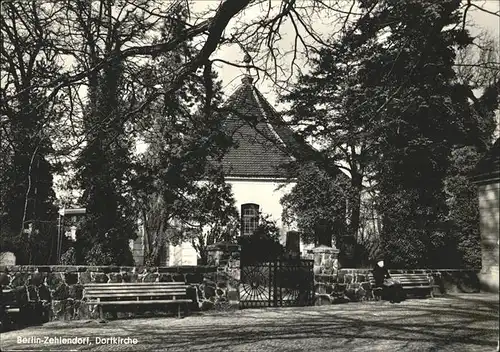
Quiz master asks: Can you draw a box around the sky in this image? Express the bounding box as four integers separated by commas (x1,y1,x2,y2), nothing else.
198,0,500,108
130,0,500,154
55,0,499,201
196,0,500,181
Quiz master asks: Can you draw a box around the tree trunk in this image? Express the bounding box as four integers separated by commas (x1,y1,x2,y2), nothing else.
349,172,363,241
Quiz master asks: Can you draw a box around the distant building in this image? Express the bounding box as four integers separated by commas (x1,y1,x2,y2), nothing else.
0,251,16,265
217,75,305,242
57,207,86,263
470,138,499,292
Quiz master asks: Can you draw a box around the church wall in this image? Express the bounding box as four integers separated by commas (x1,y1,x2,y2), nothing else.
130,179,301,266
227,178,296,243
130,237,144,266
168,242,198,266
129,228,198,266
163,179,298,265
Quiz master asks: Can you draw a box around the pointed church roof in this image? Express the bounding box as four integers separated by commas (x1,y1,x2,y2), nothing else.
219,76,305,178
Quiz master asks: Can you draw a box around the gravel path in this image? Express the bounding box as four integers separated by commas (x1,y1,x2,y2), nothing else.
1,293,498,352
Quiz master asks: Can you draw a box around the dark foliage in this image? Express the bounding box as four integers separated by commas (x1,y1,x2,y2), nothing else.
282,0,498,268
0,2,60,264
239,215,285,265
281,162,348,248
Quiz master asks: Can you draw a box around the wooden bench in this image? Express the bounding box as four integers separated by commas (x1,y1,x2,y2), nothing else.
1,288,19,331
369,273,437,300
84,282,192,320
391,273,437,298
1,287,50,330
1,288,20,315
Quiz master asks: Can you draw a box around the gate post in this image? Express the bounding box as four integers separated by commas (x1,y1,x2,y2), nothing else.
207,242,240,307
312,245,340,276
312,245,340,305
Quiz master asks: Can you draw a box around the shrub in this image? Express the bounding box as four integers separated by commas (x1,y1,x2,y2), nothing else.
60,247,76,265
239,215,284,264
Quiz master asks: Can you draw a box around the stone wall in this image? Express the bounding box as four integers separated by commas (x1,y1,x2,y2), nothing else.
314,268,481,304
1,262,482,322
0,264,237,321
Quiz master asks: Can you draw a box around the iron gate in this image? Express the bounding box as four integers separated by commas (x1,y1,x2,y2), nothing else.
239,259,314,308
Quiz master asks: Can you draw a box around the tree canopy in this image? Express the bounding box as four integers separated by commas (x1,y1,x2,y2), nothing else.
1,0,498,266
282,0,499,268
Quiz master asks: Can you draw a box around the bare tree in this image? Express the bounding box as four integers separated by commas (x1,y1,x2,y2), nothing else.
0,1,65,263
455,32,499,89
2,1,362,115
2,0,498,263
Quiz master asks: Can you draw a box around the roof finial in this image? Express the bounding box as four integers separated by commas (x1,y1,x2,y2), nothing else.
242,53,253,84
238,43,254,85
243,52,252,75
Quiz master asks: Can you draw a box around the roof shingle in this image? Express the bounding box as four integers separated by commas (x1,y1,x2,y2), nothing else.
219,77,304,178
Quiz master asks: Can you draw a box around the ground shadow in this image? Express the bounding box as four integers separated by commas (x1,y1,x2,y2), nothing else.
1,296,498,351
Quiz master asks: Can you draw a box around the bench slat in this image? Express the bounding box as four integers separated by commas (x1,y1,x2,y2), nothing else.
84,282,189,288
84,282,186,287
368,274,433,286
84,287,188,290
391,278,430,280
368,283,435,288
392,277,429,280
368,281,431,285
84,289,185,292
85,288,187,292
84,283,187,286
395,281,429,284
86,291,186,297
85,299,193,305
85,295,187,299
84,282,186,285
391,276,429,280
84,288,186,290
85,285,189,291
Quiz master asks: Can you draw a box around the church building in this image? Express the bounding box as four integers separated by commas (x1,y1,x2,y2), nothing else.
131,74,315,265
217,74,303,239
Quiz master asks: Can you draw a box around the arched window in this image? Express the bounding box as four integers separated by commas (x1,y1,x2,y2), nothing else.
241,203,259,236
